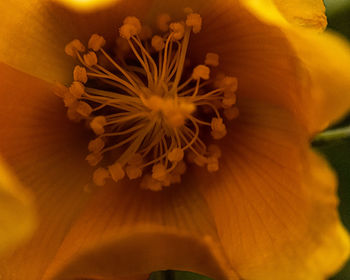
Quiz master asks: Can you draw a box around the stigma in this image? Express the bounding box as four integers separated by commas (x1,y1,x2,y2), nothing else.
56,10,239,191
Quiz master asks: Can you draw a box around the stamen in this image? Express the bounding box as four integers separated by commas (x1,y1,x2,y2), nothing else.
88,138,105,153
76,101,93,118
125,165,143,179
205,52,219,67
207,156,219,172
69,81,85,98
88,34,106,52
123,16,142,34
108,162,125,183
93,167,110,186
90,116,107,135
224,107,239,120
65,39,85,57
168,148,184,162
211,117,227,139
63,91,77,107
73,66,88,83
152,163,167,181
157,13,171,32
83,51,98,67
58,10,239,190
192,65,210,80
151,35,165,51
86,153,103,166
185,13,202,33
169,22,185,40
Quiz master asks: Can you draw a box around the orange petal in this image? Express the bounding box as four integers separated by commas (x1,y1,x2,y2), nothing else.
0,63,93,279
197,99,350,279
43,180,236,280
236,0,350,133
189,0,350,134
0,157,36,256
0,0,152,83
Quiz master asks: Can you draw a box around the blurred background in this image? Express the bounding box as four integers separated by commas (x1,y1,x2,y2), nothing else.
150,1,350,279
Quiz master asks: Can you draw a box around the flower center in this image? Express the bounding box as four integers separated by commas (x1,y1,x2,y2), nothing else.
55,9,239,191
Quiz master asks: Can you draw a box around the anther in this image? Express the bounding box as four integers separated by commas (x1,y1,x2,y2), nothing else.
186,13,202,33
205,52,219,67
193,155,208,167
222,76,238,93
69,81,85,98
125,165,143,179
192,65,210,80
119,24,138,39
169,22,185,40
66,103,83,122
222,95,236,108
207,156,219,172
128,153,143,166
86,153,103,166
141,175,162,191
152,163,167,181
65,39,85,57
108,162,125,183
157,13,171,32
90,116,107,135
151,35,165,51
76,101,93,118
73,66,88,83
172,160,187,175
93,167,110,186
88,34,106,52
224,107,239,120
211,117,227,139
168,148,184,162
88,138,105,153
83,51,98,67
63,91,77,107
123,16,142,34
184,7,193,14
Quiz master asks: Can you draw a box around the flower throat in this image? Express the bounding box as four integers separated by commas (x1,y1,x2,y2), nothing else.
55,9,239,191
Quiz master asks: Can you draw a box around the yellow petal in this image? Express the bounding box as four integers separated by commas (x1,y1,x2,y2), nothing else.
0,157,36,256
43,181,236,280
240,0,327,30
0,0,152,83
0,63,93,279
273,0,327,30
54,0,121,12
197,99,349,279
281,29,350,134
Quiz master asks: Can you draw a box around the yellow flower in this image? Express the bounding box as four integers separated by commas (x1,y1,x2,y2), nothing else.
0,0,350,279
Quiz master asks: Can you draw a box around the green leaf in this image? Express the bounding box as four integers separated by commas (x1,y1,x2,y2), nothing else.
317,139,350,279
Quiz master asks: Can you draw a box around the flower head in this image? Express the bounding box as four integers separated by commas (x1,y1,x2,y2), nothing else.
0,0,350,280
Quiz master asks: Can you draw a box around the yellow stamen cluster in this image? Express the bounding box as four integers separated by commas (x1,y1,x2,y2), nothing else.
57,10,239,191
